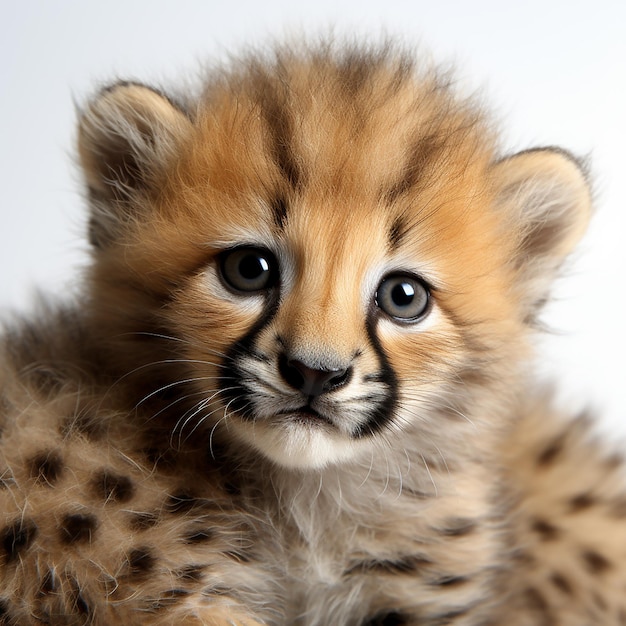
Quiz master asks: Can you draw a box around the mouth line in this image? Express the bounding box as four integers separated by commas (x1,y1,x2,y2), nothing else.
275,406,335,427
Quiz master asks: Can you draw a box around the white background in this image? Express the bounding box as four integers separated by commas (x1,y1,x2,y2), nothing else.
1,1,625,434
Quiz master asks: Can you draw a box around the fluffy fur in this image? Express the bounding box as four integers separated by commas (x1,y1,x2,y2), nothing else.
1,39,624,625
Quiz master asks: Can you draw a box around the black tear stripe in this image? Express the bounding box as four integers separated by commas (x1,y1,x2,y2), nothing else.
351,316,398,439
219,289,281,420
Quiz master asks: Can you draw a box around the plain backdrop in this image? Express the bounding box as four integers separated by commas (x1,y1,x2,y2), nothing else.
1,1,625,434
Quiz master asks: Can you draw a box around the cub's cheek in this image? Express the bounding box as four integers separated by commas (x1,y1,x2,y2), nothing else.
374,306,445,371
168,270,269,354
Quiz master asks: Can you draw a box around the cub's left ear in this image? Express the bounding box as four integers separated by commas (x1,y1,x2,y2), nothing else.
494,148,592,319
78,81,193,247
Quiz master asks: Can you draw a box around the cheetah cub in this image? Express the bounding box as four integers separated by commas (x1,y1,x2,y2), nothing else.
1,39,625,625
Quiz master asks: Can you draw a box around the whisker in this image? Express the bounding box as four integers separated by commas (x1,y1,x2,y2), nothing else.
420,452,438,497
209,414,230,459
171,386,240,446
172,398,213,448
136,376,221,407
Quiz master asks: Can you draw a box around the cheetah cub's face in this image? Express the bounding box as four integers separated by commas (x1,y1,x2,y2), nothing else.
79,51,591,469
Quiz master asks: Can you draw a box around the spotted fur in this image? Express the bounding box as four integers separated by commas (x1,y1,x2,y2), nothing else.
1,38,624,625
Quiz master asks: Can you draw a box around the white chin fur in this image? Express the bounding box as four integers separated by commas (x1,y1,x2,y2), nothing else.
233,420,363,469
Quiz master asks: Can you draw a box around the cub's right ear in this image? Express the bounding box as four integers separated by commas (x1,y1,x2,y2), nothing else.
78,82,192,247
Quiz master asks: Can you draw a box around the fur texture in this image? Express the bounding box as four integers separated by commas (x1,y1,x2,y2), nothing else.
1,39,624,625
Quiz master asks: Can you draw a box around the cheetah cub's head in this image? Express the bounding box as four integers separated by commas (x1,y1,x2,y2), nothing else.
78,46,591,469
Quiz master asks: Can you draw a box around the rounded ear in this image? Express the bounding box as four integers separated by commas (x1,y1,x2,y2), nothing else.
493,148,592,319
77,82,193,247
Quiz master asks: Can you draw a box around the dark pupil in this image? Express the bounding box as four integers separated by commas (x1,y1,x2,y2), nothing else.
391,282,415,307
240,255,268,280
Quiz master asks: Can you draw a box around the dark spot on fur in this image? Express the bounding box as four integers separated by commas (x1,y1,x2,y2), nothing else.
569,492,596,512
177,564,206,582
385,132,445,203
428,607,473,623
223,549,253,564
203,584,235,597
67,576,90,616
2,519,37,563
60,513,98,544
609,496,626,518
550,572,573,595
148,589,191,612
389,216,409,248
222,481,241,497
183,528,214,544
161,588,190,602
0,597,8,613
127,547,157,578
258,80,303,191
604,452,624,470
38,569,58,596
166,491,220,515
100,573,118,597
144,447,179,471
128,511,160,531
438,518,477,537
536,434,565,467
344,555,432,576
592,590,608,611
29,451,64,486
581,549,612,574
531,518,560,541
167,491,200,514
363,612,409,626
93,470,135,504
524,587,552,626
271,195,289,229
514,549,536,566
432,575,470,588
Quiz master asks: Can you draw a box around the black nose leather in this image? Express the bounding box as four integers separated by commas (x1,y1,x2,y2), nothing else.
278,355,351,397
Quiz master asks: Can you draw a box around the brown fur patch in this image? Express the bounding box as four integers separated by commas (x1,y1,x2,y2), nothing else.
2,519,37,563
92,469,135,503
581,549,612,574
60,513,98,545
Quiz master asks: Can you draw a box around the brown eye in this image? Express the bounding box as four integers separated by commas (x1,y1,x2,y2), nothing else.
219,247,278,293
376,274,430,321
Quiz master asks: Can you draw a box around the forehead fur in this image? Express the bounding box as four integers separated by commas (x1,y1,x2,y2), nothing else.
182,42,496,213
130,44,513,319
